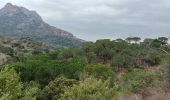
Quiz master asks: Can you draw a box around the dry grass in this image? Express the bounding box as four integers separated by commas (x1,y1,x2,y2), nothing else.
120,87,170,100
0,53,7,65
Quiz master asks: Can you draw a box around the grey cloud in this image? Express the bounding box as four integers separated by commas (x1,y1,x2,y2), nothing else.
0,0,170,41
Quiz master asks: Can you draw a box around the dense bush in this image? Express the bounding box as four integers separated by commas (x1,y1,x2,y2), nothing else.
0,66,39,100
0,37,168,99
161,57,170,85
0,66,22,100
60,77,118,100
39,38,166,70
145,50,161,66
120,69,161,93
85,64,116,79
112,53,133,69
12,56,85,85
38,76,77,100
0,45,13,56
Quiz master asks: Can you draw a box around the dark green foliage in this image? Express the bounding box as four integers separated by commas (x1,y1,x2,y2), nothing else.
85,52,97,63
126,37,141,43
0,36,169,99
0,45,13,56
145,51,161,66
112,53,133,69
85,64,116,79
12,54,85,85
95,39,115,63
82,42,95,53
46,38,165,70
158,37,168,45
151,39,162,48
48,51,60,60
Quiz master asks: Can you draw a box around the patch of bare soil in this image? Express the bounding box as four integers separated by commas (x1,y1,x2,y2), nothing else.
0,53,7,65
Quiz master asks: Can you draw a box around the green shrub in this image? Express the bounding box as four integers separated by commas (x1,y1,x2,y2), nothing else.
0,66,22,100
120,69,161,93
161,57,170,85
0,66,39,100
0,46,13,56
39,76,77,100
60,77,118,100
112,53,133,69
85,64,116,79
12,59,85,86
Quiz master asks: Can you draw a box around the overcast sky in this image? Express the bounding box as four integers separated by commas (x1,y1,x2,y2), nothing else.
0,0,170,41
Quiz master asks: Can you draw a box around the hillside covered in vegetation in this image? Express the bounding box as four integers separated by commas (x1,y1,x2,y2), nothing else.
0,36,50,65
0,36,170,100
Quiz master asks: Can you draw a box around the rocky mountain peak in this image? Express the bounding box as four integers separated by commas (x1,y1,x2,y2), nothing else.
0,3,19,16
0,3,83,48
4,3,13,8
0,3,42,20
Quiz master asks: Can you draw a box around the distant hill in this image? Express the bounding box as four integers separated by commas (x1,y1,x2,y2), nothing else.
0,3,83,48
0,36,50,64
0,36,49,55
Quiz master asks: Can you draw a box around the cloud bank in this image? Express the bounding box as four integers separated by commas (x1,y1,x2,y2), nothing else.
0,0,170,41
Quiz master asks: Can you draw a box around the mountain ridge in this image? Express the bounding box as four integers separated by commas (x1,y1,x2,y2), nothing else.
0,3,83,48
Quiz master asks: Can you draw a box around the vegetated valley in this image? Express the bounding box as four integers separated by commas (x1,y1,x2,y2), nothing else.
0,3,170,100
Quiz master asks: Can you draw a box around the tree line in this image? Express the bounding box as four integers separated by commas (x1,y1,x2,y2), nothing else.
0,36,170,100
